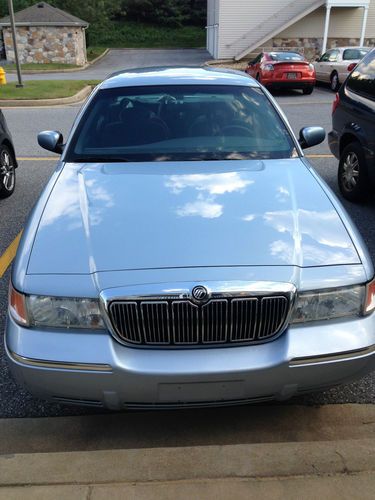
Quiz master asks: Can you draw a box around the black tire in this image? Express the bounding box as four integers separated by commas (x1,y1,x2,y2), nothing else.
302,86,314,95
0,144,16,199
330,71,339,92
338,142,370,202
256,73,261,82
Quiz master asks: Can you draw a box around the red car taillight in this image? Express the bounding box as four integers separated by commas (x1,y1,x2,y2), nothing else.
347,63,357,72
332,93,340,115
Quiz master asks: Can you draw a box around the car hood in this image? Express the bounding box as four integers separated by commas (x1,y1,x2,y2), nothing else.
27,159,360,275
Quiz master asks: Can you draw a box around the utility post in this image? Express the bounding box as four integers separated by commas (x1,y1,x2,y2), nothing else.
7,0,23,87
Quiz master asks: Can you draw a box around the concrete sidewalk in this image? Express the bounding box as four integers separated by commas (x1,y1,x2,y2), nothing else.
1,405,375,499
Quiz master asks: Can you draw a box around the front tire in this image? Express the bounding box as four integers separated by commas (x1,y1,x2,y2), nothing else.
330,72,339,92
302,86,314,95
0,145,16,199
338,142,370,202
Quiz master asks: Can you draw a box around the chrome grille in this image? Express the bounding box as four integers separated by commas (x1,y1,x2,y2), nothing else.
109,295,289,347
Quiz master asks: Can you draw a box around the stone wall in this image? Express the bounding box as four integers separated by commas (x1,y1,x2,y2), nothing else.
3,26,87,65
271,37,375,61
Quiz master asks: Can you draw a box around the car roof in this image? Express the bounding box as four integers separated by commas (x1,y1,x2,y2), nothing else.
331,46,369,51
100,66,260,90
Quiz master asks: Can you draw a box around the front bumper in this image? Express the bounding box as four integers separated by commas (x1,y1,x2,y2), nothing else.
5,313,375,409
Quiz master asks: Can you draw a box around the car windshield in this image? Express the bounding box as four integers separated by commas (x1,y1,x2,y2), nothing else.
66,85,296,162
268,52,305,62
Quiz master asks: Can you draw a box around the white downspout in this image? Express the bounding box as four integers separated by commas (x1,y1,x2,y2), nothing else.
322,6,331,54
359,6,369,46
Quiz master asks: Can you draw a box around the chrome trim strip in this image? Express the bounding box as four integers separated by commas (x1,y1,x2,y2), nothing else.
289,344,375,367
8,350,113,372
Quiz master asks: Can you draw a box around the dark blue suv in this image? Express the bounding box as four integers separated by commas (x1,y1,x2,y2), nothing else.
328,48,375,202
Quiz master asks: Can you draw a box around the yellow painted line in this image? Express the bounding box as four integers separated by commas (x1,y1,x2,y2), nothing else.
17,157,57,161
306,154,334,158
0,231,22,279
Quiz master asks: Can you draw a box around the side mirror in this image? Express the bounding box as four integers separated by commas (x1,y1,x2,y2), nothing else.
38,130,64,154
298,126,326,149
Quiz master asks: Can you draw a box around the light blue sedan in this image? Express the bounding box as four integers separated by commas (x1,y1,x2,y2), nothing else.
6,67,375,409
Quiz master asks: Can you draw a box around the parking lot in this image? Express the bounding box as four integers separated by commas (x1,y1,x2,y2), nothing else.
1,83,375,418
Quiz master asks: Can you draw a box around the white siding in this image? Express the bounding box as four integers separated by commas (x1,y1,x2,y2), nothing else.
217,0,293,59
279,3,375,38
215,0,375,59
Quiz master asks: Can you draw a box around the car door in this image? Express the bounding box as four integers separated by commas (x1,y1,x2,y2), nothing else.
344,49,375,173
315,50,339,82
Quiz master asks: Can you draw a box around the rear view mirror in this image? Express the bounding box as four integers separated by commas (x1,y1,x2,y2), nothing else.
38,130,64,154
298,126,326,149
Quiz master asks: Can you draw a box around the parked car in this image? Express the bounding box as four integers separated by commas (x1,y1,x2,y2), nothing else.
6,67,375,409
0,110,17,199
328,48,375,202
314,47,370,91
245,51,316,94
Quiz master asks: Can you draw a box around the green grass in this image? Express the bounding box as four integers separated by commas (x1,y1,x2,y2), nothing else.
88,21,206,49
86,46,108,62
2,62,81,71
0,80,100,100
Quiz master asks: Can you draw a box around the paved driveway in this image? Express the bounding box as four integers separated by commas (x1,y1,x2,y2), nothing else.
6,48,210,82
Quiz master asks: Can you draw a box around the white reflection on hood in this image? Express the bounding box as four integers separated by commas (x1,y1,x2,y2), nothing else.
166,172,253,218
41,170,114,229
264,209,353,249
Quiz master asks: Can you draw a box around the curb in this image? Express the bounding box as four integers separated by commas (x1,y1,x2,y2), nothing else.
0,85,94,107
1,439,375,486
3,49,109,74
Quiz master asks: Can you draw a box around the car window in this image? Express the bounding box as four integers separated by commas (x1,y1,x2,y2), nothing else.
343,48,369,61
66,85,296,162
328,50,340,62
268,52,305,62
320,50,339,62
250,53,262,64
346,49,375,100
319,51,331,62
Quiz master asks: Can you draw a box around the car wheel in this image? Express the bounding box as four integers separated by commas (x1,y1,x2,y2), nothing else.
302,86,314,95
256,73,261,82
0,145,16,199
330,72,339,92
338,142,370,202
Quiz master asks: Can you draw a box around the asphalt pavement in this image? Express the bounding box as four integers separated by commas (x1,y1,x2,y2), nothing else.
5,48,210,82
0,86,374,417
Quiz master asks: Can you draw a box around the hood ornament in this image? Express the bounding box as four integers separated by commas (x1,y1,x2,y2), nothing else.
191,285,209,302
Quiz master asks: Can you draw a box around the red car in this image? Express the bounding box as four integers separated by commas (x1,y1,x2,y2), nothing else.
246,51,316,95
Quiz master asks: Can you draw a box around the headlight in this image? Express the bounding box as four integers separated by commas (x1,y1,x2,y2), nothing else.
291,285,365,324
9,285,105,329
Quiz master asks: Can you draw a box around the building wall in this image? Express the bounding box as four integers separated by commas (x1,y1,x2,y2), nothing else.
279,4,375,38
217,0,293,59
3,26,87,65
213,0,375,59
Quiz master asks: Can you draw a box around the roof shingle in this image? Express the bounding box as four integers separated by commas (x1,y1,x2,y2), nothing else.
0,2,88,27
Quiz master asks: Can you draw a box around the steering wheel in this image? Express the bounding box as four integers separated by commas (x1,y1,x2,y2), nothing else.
157,94,177,116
